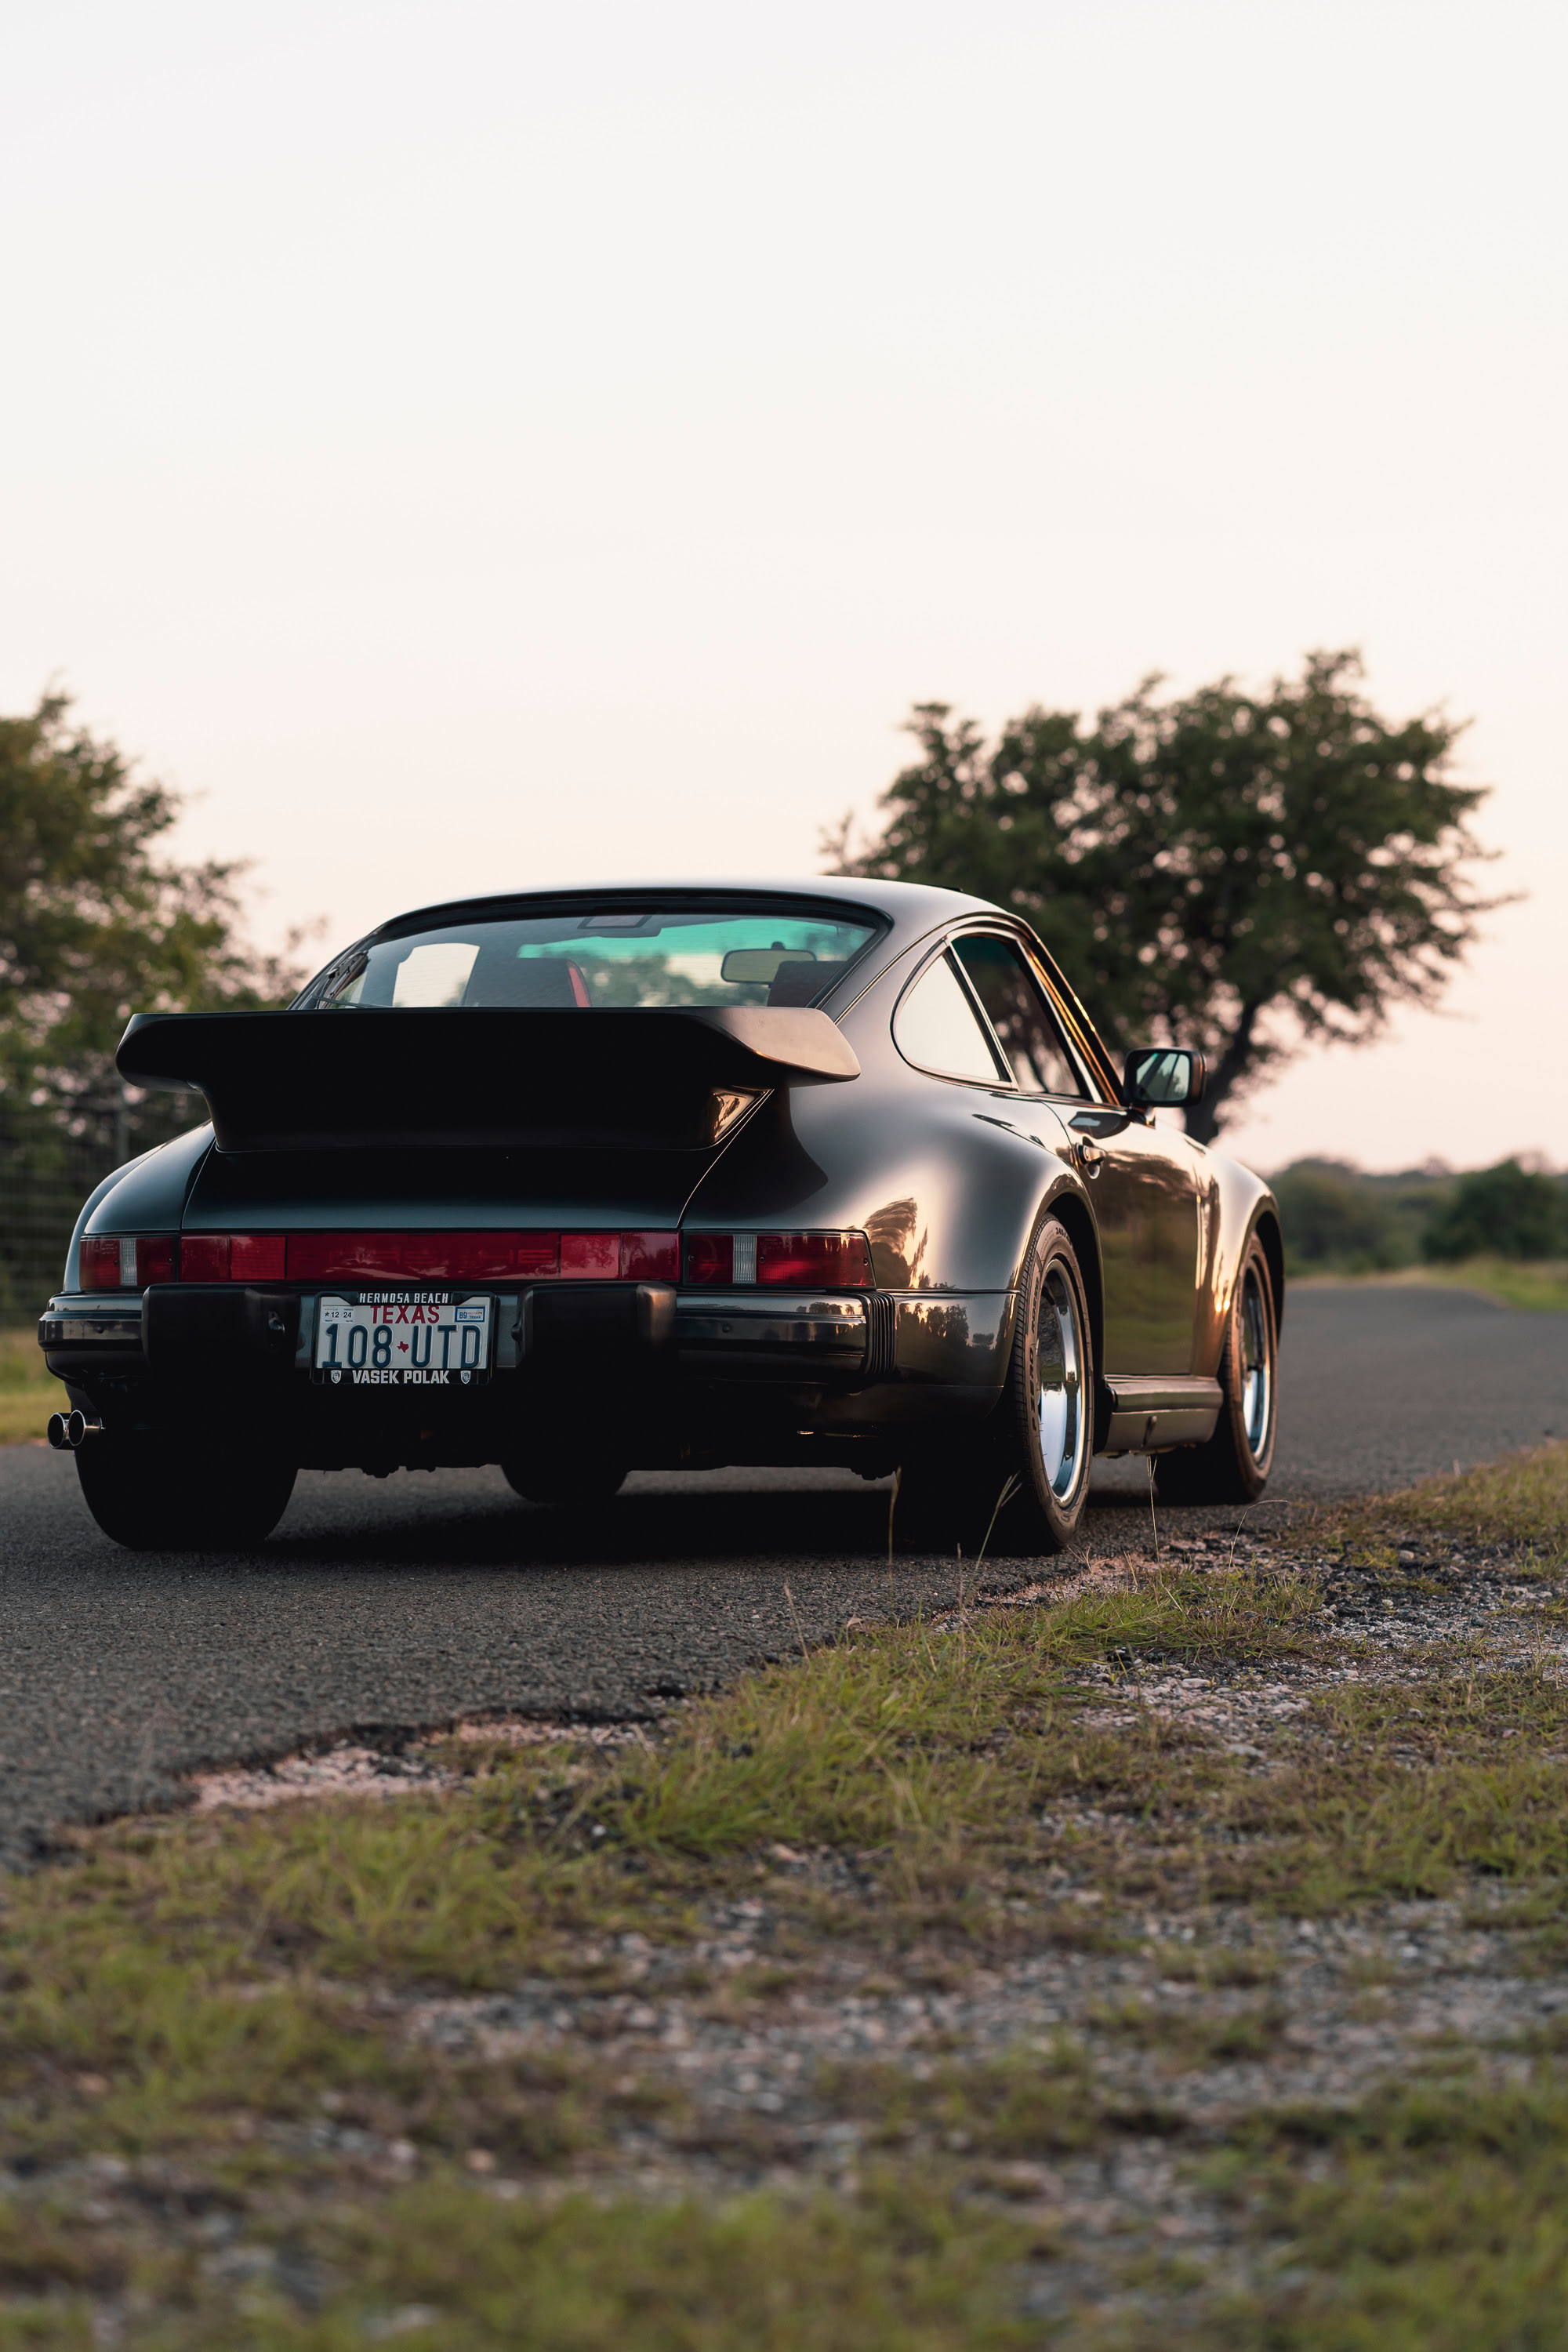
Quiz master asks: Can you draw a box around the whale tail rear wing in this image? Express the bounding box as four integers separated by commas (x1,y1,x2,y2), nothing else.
115,1006,859,1154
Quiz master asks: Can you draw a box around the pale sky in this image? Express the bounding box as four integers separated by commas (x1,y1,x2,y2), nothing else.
2,0,1562,1174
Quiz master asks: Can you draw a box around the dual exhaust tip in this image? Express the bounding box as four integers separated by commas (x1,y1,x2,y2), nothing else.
47,1410,101,1451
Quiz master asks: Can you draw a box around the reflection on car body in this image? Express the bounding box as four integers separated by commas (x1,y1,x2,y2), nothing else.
38,880,1282,1551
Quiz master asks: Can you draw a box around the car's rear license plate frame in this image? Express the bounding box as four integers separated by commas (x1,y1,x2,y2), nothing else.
311,1292,494,1387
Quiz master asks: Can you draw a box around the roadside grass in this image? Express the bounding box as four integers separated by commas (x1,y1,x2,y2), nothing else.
295,2180,1037,2352
0,2179,1042,2350
1087,2069,1568,2351
6,1564,1567,2131
1330,1439,1568,1563
1,1566,1324,2106
1196,1672,1568,1915
0,1327,57,1445
4,1454,1568,2343
1295,1258,1568,1312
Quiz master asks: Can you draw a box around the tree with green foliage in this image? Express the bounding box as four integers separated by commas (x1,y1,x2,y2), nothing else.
1269,1159,1409,1271
0,691,307,1138
826,652,1500,1142
1424,1160,1566,1264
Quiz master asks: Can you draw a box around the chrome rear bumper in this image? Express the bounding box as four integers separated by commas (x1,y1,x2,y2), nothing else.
40,1286,888,1380
38,1295,144,1349
674,1290,873,1370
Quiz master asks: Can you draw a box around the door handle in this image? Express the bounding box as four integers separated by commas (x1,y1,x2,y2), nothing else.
1076,1141,1104,1177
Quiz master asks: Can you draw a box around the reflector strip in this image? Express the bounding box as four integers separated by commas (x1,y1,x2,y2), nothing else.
76,1229,685,1289
288,1232,563,1283
231,1235,287,1281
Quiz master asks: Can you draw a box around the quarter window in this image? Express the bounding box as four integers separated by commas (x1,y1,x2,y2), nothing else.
950,935,1091,1098
893,953,1007,1083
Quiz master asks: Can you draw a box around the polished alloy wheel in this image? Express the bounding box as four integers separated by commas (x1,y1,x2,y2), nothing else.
1036,1261,1087,1498
1239,1261,1273,1460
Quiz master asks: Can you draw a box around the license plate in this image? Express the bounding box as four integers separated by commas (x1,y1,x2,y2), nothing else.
313,1294,493,1387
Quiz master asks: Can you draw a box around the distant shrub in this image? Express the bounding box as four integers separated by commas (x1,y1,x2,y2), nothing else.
1270,1160,1417,1272
1423,1159,1567,1263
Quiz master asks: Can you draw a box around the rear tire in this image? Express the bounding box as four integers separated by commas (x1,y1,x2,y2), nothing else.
900,1215,1093,1555
75,1436,297,1551
1156,1235,1278,1505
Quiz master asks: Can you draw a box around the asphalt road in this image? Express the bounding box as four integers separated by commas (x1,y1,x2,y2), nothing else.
2,1283,1563,1866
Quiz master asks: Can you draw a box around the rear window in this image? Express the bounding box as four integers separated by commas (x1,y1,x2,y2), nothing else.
309,906,881,1012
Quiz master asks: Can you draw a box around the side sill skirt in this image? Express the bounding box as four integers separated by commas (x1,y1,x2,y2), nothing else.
1098,1374,1223,1451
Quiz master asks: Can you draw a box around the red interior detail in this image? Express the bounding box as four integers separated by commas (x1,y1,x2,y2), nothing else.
756,1232,874,1287
683,1233,733,1284
568,962,591,1007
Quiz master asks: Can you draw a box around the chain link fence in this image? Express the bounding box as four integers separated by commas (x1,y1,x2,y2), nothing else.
0,1094,201,1327
0,1110,115,1326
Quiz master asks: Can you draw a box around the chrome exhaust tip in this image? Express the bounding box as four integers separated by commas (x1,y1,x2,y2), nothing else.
46,1410,100,1450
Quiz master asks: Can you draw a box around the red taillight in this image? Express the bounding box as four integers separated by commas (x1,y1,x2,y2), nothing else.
681,1232,874,1287
137,1236,176,1285
79,1235,176,1288
80,1236,123,1290
684,1233,733,1284
757,1232,873,1288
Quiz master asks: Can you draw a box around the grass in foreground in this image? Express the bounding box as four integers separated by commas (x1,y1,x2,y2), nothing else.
0,1326,57,1445
1089,2068,1568,2352
0,2180,1042,2351
1337,1438,1568,1561
3,1456,1567,2344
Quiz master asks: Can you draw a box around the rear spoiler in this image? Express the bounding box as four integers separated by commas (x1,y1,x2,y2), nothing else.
116,1006,859,1154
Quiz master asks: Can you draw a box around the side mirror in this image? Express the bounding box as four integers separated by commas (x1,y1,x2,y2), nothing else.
1122,1047,1206,1109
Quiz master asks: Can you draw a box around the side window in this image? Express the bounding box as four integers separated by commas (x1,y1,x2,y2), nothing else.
950,935,1091,1098
893,952,1007,1083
